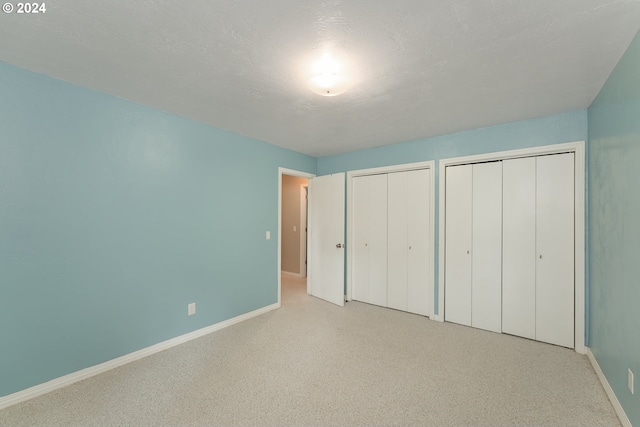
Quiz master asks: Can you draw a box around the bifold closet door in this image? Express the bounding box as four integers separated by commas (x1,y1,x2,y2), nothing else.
352,174,388,307
387,172,409,311
387,169,430,315
352,176,370,303
536,153,574,348
502,153,574,347
444,164,472,326
406,169,430,316
471,162,502,333
502,157,537,340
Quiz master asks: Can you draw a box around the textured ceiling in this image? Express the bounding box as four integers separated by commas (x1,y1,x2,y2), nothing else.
1,1,640,157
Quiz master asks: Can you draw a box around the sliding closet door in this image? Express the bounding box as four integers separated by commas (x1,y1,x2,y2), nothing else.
502,157,536,340
445,165,472,326
471,162,502,333
387,172,409,311
536,153,574,348
352,174,388,307
406,169,430,316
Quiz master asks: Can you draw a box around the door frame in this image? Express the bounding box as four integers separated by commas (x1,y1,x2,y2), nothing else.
278,167,315,306
346,160,435,316
300,185,308,278
438,141,586,354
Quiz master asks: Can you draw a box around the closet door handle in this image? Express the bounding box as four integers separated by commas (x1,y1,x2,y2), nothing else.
336,243,344,249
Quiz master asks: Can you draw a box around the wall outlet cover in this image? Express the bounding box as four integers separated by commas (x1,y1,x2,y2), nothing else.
188,303,196,316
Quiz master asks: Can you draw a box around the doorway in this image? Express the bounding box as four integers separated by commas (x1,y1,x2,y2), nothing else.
278,168,314,306
281,174,309,277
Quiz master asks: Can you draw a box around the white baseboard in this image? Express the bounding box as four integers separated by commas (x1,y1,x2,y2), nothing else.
587,347,631,427
0,302,279,411
281,270,302,277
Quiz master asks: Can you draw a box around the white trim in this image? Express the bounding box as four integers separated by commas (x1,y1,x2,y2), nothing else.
437,141,582,167
346,161,435,318
428,165,436,318
0,303,279,411
299,185,308,278
587,348,632,427
437,141,586,353
278,168,315,304
347,162,433,177
281,270,302,278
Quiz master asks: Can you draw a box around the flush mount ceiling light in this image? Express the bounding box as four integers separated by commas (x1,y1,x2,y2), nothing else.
309,52,349,97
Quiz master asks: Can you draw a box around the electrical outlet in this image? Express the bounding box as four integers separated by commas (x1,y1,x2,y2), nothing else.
629,368,634,394
266,231,271,240
188,302,196,316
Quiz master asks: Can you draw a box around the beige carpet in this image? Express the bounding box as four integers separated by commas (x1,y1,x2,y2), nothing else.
0,275,620,426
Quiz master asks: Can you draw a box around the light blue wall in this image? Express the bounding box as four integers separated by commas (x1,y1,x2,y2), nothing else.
588,31,640,426
0,61,315,397
318,110,588,316
317,111,587,174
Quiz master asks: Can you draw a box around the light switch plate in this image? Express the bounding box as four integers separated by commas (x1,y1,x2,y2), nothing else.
266,231,271,240
188,303,196,316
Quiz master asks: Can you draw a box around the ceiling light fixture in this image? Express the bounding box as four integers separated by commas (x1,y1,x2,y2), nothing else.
309,52,349,97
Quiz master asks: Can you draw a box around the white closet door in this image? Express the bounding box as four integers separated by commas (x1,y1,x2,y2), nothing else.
368,174,388,307
407,169,430,316
387,169,430,315
352,174,387,307
471,162,502,333
445,165,473,326
353,175,387,307
387,171,409,311
502,157,536,340
536,153,574,348
352,176,370,303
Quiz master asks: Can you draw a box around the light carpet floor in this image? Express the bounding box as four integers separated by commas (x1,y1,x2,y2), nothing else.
0,275,620,426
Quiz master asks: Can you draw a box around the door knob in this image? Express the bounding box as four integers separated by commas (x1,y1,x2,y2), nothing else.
336,243,344,248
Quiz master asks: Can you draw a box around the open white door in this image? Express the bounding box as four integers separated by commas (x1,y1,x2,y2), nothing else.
308,173,345,306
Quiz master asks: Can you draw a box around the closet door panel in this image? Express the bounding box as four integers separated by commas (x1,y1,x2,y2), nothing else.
368,174,389,307
352,176,370,303
407,169,430,316
471,162,502,333
502,157,536,340
445,165,472,326
536,153,574,347
387,172,408,311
